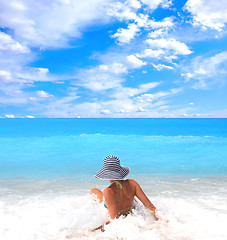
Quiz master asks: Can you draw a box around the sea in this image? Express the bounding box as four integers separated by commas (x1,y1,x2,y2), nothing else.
0,118,227,240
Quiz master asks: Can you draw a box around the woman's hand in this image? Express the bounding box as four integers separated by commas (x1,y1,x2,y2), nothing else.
92,221,111,232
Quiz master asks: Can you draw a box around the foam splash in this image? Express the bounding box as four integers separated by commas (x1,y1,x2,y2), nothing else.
1,191,227,240
1,177,227,240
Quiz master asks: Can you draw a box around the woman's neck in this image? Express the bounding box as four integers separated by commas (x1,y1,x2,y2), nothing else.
109,180,122,183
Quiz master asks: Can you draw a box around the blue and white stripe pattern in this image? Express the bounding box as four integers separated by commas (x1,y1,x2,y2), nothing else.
95,155,130,180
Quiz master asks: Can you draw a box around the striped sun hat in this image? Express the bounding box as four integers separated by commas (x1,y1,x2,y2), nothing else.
95,155,130,180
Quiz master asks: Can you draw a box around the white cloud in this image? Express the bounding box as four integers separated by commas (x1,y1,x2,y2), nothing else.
146,38,192,55
107,1,138,21
16,68,50,82
137,106,145,112
0,81,25,99
111,81,161,100
0,70,15,83
138,82,161,94
116,109,129,113
161,0,173,9
71,80,162,117
136,88,182,103
35,101,100,118
111,63,128,74
181,51,227,89
0,94,32,105
25,115,35,118
112,23,140,44
24,81,185,118
0,32,30,53
0,0,111,48
26,88,80,117
137,49,165,58
136,93,153,103
36,90,53,98
0,66,63,107
181,72,194,82
99,65,109,71
127,55,147,68
99,63,128,74
100,109,111,114
149,29,165,38
0,67,53,84
128,0,141,9
5,114,15,118
152,63,174,71
134,13,149,28
76,54,129,92
109,1,174,44
76,70,124,91
146,17,174,29
185,0,227,31
141,0,171,10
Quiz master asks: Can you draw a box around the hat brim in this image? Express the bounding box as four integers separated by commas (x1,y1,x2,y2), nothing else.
94,165,130,180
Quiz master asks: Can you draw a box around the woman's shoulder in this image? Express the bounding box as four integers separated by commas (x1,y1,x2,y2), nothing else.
127,179,139,186
103,186,115,198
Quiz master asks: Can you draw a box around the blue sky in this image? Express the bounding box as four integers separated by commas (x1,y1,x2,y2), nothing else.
0,0,227,118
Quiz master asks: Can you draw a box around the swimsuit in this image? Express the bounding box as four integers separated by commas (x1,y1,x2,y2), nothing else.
104,180,133,214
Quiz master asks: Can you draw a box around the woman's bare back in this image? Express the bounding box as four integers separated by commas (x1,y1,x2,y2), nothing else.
105,180,135,216
103,179,157,220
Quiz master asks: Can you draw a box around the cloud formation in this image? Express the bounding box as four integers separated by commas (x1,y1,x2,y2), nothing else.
127,55,147,68
185,0,227,31
146,38,192,56
0,0,111,48
181,51,227,89
0,32,30,53
0,0,227,118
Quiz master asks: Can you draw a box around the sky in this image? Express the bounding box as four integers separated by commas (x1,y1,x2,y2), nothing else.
0,0,227,118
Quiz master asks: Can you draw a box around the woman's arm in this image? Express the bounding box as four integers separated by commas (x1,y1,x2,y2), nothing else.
92,188,117,232
92,220,111,232
92,188,118,232
103,188,118,219
132,179,158,220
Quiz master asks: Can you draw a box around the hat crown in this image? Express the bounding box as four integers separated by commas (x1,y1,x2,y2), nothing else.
94,155,130,180
103,155,120,171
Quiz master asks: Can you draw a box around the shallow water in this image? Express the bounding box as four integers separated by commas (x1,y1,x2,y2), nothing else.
0,176,227,240
1,134,227,178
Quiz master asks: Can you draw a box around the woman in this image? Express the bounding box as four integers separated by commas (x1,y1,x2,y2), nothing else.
91,155,158,230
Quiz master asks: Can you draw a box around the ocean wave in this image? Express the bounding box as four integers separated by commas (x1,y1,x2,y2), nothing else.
1,177,227,240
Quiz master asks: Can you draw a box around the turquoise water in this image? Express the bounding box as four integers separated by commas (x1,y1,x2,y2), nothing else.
0,118,226,137
0,118,227,178
0,119,227,240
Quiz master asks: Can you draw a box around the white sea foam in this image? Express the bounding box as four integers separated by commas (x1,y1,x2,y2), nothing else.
0,177,227,240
